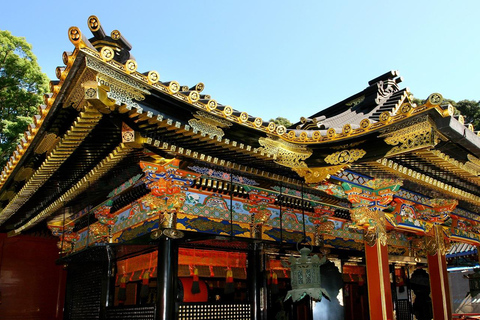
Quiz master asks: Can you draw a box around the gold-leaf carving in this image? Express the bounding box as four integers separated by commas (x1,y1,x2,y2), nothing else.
188,111,232,139
293,165,347,184
14,167,34,182
324,149,366,165
382,118,439,156
351,207,387,246
34,133,61,154
97,74,147,112
258,136,312,168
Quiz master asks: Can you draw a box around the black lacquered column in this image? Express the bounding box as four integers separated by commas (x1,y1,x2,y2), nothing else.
157,237,178,320
248,243,263,320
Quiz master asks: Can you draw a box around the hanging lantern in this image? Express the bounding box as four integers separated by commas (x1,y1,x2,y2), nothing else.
284,247,330,302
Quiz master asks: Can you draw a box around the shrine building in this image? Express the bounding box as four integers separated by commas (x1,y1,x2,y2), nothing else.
1,16,479,320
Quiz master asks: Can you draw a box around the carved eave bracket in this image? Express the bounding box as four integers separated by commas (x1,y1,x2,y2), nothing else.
293,165,347,184
258,136,312,169
83,57,150,114
188,111,232,140
380,116,442,157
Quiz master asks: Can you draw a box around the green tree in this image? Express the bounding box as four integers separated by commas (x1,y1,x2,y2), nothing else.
269,117,293,128
412,94,480,128
0,30,49,168
455,100,480,128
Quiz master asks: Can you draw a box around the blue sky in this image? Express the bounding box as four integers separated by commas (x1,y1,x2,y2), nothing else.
2,0,479,122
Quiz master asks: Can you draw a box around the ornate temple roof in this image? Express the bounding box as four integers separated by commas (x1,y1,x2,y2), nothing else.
1,16,480,235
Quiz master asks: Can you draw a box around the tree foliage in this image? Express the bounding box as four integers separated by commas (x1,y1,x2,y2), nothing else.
412,95,480,128
455,100,480,128
0,30,49,168
269,117,293,128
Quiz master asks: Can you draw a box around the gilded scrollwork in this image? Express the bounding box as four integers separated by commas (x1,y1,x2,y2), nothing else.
293,165,346,184
314,221,335,246
381,117,440,156
425,225,450,256
324,149,366,165
64,68,97,110
34,133,61,155
258,136,312,168
85,56,149,94
364,229,379,247
351,206,388,246
188,111,232,139
425,236,438,256
466,154,480,174
97,74,147,112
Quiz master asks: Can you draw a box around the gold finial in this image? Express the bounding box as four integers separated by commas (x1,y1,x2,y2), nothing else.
360,118,370,129
100,47,115,62
147,71,160,84
188,91,200,103
68,27,83,47
206,100,217,111
62,51,74,67
427,93,443,106
276,125,286,135
111,30,121,40
223,106,233,116
190,83,204,92
239,112,248,123
327,128,336,139
342,124,352,135
166,81,180,94
55,67,66,80
88,16,101,32
124,59,138,74
379,111,391,123
267,122,276,133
